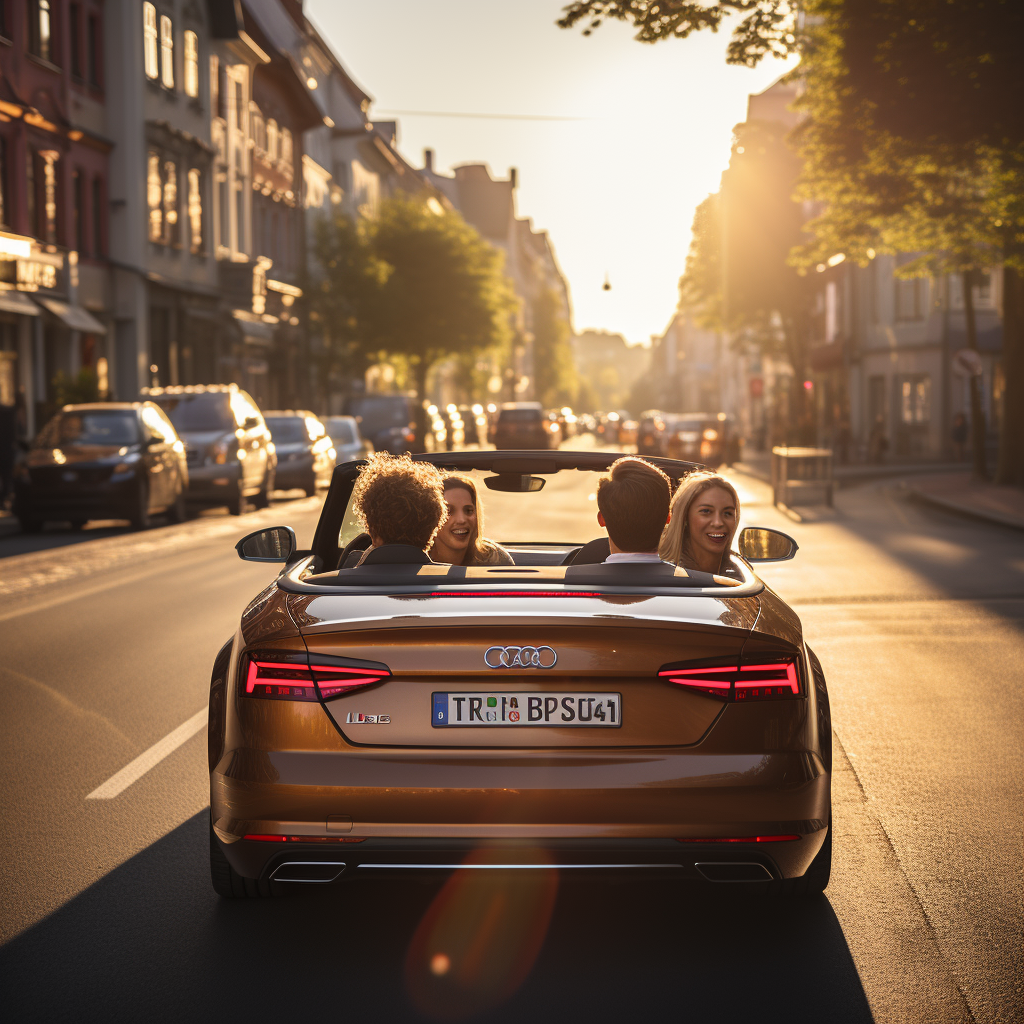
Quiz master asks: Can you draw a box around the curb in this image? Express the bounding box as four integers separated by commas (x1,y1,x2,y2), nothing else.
907,487,1024,533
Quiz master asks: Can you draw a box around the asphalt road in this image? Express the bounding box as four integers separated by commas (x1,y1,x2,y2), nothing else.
0,457,1021,1023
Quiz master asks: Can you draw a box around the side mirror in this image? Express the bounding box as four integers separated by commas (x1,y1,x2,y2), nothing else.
737,527,799,562
243,416,259,430
236,526,297,562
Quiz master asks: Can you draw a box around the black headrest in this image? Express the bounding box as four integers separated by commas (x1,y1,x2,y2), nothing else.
566,537,611,565
360,544,433,566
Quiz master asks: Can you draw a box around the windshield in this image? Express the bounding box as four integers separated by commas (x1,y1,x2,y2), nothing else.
152,394,235,433
338,466,689,549
325,418,357,444
36,411,140,448
266,417,311,444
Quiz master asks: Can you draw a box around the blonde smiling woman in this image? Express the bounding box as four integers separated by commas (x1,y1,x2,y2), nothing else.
659,471,741,575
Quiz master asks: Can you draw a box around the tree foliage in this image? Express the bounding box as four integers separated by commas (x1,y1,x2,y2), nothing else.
530,286,577,408
307,195,516,422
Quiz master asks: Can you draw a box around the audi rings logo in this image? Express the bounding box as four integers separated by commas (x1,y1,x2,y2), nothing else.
483,645,558,669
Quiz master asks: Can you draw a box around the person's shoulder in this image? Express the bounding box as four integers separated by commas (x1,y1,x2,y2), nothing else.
473,539,515,565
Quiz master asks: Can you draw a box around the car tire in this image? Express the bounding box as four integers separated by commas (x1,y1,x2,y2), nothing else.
227,484,246,516
303,478,316,497
130,483,150,530
69,518,87,530
18,512,43,534
253,469,272,510
209,821,272,898
168,488,187,523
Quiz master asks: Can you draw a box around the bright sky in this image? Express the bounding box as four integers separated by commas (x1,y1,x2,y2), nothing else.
306,0,795,346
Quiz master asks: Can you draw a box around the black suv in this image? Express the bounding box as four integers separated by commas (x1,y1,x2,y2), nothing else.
144,385,275,514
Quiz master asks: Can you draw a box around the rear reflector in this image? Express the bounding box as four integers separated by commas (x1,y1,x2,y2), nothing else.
659,659,801,701
243,654,390,702
244,834,366,844
676,835,800,843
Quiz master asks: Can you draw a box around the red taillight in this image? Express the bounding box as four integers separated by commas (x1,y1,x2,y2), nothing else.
658,659,801,701
243,654,390,702
675,835,800,843
244,834,366,844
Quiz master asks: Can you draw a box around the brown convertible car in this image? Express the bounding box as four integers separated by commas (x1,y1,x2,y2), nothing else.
209,451,831,896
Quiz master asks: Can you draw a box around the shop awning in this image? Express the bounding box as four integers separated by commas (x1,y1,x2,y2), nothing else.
35,297,107,334
0,289,41,316
231,311,274,346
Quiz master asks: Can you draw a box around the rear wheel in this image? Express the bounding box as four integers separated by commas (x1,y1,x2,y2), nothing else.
17,512,43,534
168,482,188,523
129,483,150,530
210,821,273,898
227,483,246,516
253,467,273,509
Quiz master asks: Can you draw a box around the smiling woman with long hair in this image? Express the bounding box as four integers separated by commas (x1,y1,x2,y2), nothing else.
659,471,741,574
429,475,514,566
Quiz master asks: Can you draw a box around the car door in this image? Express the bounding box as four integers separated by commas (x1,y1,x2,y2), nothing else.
152,404,186,497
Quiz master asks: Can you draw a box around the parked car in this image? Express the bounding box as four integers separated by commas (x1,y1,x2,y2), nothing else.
345,394,420,454
323,416,365,464
493,402,557,449
13,402,188,531
617,419,639,448
145,385,275,515
664,412,741,467
637,411,668,456
264,411,336,495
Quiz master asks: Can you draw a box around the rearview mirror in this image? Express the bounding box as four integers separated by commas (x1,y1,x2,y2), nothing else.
236,526,297,562
483,473,546,493
737,527,798,562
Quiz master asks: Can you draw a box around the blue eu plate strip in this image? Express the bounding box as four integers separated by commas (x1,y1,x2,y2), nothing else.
432,692,448,727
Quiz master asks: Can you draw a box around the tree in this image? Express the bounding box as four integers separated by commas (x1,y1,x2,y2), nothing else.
560,0,1024,484
680,122,816,443
368,195,517,436
305,212,388,409
530,287,578,409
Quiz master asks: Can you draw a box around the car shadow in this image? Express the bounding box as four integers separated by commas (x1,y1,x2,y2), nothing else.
1,812,874,1023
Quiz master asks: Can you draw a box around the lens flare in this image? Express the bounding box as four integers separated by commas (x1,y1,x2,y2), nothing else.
404,845,559,1020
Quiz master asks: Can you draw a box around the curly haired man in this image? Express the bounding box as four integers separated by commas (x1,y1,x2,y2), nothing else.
350,453,447,565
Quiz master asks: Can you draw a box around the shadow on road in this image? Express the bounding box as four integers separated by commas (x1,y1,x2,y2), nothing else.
1,812,874,1023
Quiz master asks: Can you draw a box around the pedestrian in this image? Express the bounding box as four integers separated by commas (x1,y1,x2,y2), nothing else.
868,414,889,464
951,412,968,462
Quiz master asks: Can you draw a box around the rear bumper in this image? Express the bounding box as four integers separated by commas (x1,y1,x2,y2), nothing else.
184,463,242,501
273,457,314,489
211,747,829,880
215,832,828,886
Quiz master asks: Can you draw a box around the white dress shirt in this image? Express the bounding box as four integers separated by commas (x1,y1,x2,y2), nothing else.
603,551,667,563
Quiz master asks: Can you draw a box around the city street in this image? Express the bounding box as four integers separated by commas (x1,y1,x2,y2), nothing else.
0,462,1020,1023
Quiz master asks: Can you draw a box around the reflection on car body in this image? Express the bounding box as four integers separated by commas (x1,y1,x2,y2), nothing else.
209,450,831,899
264,410,335,496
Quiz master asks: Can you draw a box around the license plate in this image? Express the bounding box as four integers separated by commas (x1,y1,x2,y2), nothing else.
432,692,621,728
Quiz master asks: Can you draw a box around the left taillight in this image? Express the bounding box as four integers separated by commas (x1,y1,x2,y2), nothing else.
243,652,391,702
659,658,802,702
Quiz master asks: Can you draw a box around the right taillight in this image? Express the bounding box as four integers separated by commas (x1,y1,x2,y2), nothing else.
659,659,801,701
242,652,391,702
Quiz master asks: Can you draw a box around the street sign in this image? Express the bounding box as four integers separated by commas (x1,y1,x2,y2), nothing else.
952,348,983,378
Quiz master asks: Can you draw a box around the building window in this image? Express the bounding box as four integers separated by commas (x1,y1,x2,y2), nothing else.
250,104,265,155
73,169,85,253
188,168,203,254
280,128,293,175
900,376,931,425
30,151,59,243
160,15,174,89
147,152,162,241
183,30,199,98
895,276,923,321
28,0,54,63
163,159,178,245
143,3,158,79
92,176,104,255
87,13,101,87
266,119,279,163
69,4,82,77
0,1,8,38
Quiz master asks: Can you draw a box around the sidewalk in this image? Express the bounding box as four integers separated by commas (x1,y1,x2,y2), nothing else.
907,473,1024,532
734,450,965,487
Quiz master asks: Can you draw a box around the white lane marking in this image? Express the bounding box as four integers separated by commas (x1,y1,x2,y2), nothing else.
86,705,208,800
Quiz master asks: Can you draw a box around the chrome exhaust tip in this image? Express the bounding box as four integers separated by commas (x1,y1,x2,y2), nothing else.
695,861,773,882
270,861,346,883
